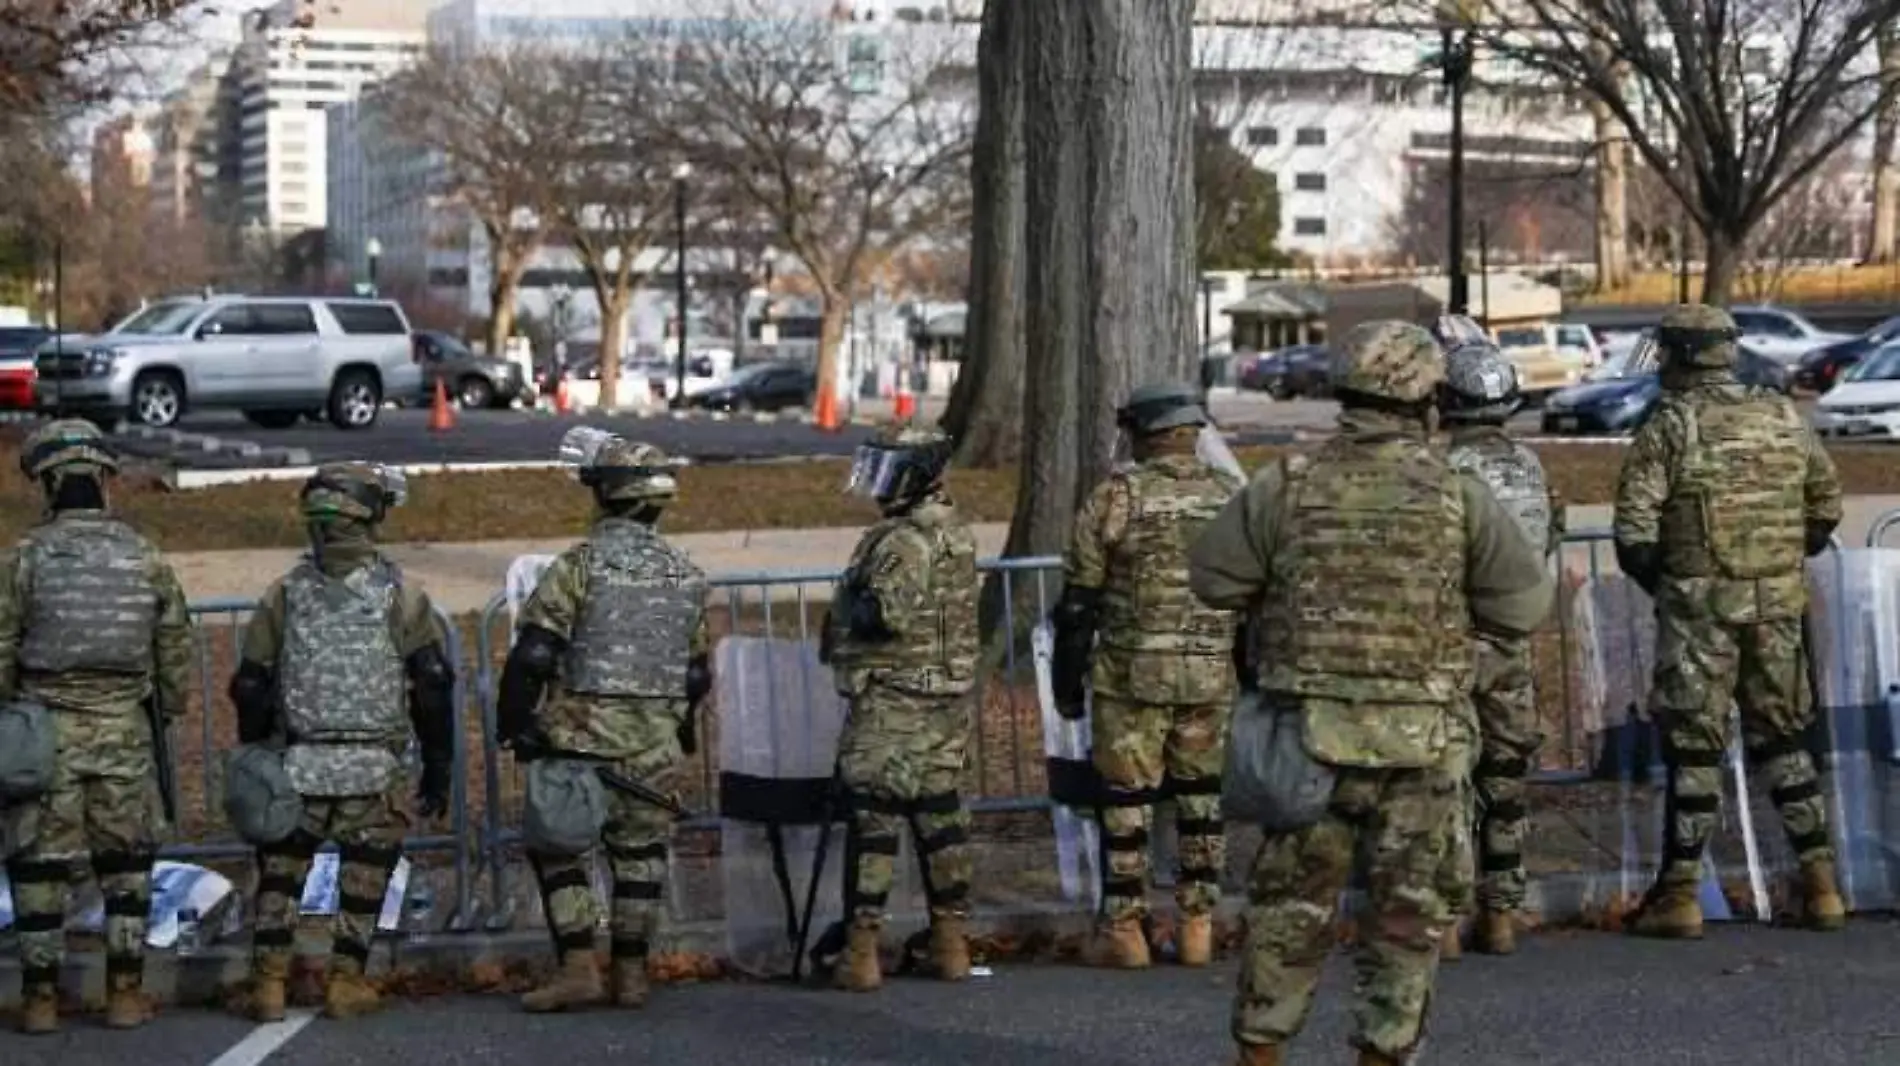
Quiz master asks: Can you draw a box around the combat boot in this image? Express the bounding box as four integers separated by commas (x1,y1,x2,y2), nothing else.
1476,908,1518,956
1083,917,1151,969
834,918,883,992
104,973,151,1030
927,915,971,981
251,954,290,1023
610,958,649,1008
1438,921,1463,962
323,968,384,1020
1229,1042,1283,1066
1627,881,1704,940
1178,913,1214,967
17,982,58,1036
1799,860,1847,932
520,952,605,1013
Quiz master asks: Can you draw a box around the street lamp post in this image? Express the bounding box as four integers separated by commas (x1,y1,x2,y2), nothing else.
671,162,693,409
365,237,382,297
1439,3,1476,316
1199,275,1216,395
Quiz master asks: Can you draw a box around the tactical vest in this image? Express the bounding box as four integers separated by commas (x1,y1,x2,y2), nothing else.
564,519,707,698
1659,390,1808,580
1448,427,1552,557
830,501,979,696
1258,438,1471,706
278,558,408,795
1099,456,1241,659
16,516,159,676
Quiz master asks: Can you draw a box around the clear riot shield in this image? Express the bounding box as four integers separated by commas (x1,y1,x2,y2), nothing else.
716,634,917,977
504,554,557,631
1031,622,1102,912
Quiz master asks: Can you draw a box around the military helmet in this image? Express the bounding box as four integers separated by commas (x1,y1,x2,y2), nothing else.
1440,341,1521,423
1655,304,1740,369
581,438,679,504
1330,321,1445,404
1116,381,1208,435
847,422,952,503
300,462,404,523
20,419,118,479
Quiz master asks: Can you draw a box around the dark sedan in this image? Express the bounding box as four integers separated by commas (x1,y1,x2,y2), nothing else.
1541,345,1787,435
1240,344,1329,399
0,326,52,410
684,361,815,413
1794,314,1900,393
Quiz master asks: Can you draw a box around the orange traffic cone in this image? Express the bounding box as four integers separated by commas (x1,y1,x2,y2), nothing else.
892,376,916,420
429,377,455,433
814,387,840,432
555,375,571,415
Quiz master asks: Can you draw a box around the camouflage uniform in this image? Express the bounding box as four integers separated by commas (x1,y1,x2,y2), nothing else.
1189,323,1555,1066
1053,381,1242,969
497,436,710,1012
822,424,980,992
0,421,193,1034
229,463,455,1021
1435,341,1564,955
1614,305,1846,938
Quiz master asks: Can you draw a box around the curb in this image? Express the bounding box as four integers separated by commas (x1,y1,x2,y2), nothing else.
531,403,882,428
117,425,312,469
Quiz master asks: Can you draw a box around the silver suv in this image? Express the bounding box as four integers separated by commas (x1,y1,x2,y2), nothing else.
34,294,422,430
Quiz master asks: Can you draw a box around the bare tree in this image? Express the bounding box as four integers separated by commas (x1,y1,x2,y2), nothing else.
377,38,581,357
1735,155,1866,300
1442,0,1900,303
0,0,199,107
1871,22,1900,261
544,43,679,408
670,1,974,418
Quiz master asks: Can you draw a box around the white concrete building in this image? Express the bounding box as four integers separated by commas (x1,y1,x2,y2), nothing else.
233,0,426,234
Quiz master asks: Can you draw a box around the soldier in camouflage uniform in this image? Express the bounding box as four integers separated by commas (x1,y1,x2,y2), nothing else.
820,423,980,992
1189,322,1554,1066
0,421,193,1034
1051,381,1243,970
228,463,456,1022
1614,304,1845,938
1435,342,1563,958
496,436,710,1012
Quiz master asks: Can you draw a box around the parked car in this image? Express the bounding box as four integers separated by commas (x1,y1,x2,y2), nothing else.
1241,344,1330,398
1729,305,1854,365
1497,322,1604,368
683,361,815,413
0,326,52,410
34,295,418,430
1793,314,1900,393
415,330,528,409
1490,325,1589,402
1540,344,1787,435
1813,342,1900,439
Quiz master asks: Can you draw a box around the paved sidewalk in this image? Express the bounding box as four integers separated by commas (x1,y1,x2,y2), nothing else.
167,496,1900,613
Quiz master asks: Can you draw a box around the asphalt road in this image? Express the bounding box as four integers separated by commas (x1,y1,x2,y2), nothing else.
9,922,1900,1065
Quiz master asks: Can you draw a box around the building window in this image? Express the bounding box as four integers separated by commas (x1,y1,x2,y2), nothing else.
1294,172,1326,192
1246,126,1277,147
280,161,307,175
1293,217,1326,237
1295,127,1326,147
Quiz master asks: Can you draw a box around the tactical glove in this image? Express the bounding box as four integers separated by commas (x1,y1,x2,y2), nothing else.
1615,540,1661,597
1805,519,1837,557
417,759,452,819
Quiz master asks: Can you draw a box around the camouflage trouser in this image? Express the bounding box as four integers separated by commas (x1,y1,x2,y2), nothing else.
530,755,680,964
1233,764,1461,1060
1472,635,1541,912
1091,696,1227,922
253,790,406,976
838,685,972,923
7,722,159,995
1651,611,1832,888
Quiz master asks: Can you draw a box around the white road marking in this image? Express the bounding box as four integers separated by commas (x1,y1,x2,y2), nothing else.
205,1010,318,1066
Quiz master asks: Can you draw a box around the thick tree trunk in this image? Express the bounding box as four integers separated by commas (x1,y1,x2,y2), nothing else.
1592,89,1631,292
817,295,850,412
485,242,527,358
1871,26,1900,263
1701,226,1740,306
1005,0,1196,566
941,0,1027,468
597,292,627,409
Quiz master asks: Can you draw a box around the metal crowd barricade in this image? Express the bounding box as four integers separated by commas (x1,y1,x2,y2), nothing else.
166,598,477,932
